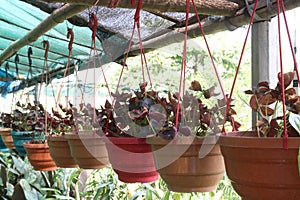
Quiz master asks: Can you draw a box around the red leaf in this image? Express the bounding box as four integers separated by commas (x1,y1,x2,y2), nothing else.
260,106,274,116
244,90,254,95
278,72,294,88
249,96,258,111
286,88,296,96
257,81,269,88
190,80,202,91
257,93,276,105
104,100,112,109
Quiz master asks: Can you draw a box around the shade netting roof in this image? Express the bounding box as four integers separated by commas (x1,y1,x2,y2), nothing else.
0,0,100,95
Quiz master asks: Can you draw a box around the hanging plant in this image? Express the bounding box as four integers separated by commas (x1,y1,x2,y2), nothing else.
245,72,300,137
99,82,163,138
219,1,300,199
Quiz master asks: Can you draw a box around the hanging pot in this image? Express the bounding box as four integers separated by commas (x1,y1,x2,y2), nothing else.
48,135,78,168
23,141,57,171
104,137,159,183
0,135,9,152
220,131,300,200
11,131,44,157
0,128,14,149
64,131,109,169
147,136,225,192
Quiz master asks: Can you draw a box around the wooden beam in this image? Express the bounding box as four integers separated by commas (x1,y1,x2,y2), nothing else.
42,0,240,16
125,0,300,57
0,4,87,65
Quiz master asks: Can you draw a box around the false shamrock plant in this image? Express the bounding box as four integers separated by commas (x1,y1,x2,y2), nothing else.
245,72,300,137
48,102,100,135
0,112,12,129
10,101,47,141
48,102,76,135
157,80,240,139
99,82,163,137
73,103,100,131
99,81,238,139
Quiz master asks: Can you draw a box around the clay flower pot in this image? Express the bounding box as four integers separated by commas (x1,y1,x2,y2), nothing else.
48,135,78,168
0,128,15,149
147,136,225,192
11,131,44,157
23,141,57,171
64,132,109,169
220,131,300,200
104,137,159,183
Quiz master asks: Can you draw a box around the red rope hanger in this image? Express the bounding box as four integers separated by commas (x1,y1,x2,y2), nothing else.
223,0,259,134
116,0,152,92
223,0,298,149
174,0,230,134
174,0,190,133
279,1,300,88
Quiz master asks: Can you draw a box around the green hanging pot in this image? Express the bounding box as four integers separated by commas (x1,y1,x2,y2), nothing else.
0,136,9,152
11,131,45,157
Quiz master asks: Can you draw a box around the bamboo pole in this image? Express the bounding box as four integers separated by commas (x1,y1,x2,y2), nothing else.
42,0,240,16
0,4,87,65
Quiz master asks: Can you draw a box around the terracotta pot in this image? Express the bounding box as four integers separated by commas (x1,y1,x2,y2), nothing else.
0,128,15,149
219,131,300,200
104,137,159,183
48,135,78,168
23,142,57,171
11,131,44,157
147,136,225,192
64,132,109,169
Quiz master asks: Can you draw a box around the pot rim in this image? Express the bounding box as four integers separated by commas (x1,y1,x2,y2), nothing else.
103,136,147,144
64,131,103,140
23,141,49,149
146,135,219,145
220,131,300,148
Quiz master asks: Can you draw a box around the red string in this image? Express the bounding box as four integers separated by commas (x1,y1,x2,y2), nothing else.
280,1,300,86
88,13,98,43
86,13,113,125
116,0,152,92
175,0,189,132
191,0,226,101
39,41,49,134
223,0,259,134
276,0,288,149
56,28,75,105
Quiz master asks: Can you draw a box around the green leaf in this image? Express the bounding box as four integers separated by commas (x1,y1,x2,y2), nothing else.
145,189,152,200
11,156,28,175
0,156,7,167
162,191,170,200
40,187,62,194
1,165,7,187
172,193,181,200
6,182,14,197
288,113,300,134
53,195,75,200
12,179,42,200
